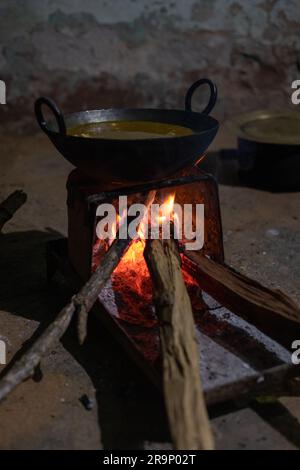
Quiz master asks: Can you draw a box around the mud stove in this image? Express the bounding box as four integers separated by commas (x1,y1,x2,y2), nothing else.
47,166,300,407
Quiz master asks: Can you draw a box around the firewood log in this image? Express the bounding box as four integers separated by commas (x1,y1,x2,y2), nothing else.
185,251,300,350
0,191,156,403
0,234,132,402
0,190,27,231
144,238,214,450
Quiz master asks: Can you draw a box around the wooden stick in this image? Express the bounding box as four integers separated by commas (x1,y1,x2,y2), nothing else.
0,190,156,402
0,190,27,231
185,251,300,349
77,189,156,343
144,238,214,450
0,233,132,402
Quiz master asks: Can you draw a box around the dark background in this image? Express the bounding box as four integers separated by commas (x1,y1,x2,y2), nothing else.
0,0,299,133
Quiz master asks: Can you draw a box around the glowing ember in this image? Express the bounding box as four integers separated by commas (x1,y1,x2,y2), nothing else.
114,239,148,295
158,193,175,223
113,193,175,296
94,192,203,327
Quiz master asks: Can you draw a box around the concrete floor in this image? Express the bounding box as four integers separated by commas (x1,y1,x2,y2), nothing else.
0,128,299,449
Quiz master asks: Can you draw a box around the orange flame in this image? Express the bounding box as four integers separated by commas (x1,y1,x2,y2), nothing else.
93,191,199,327
163,193,175,215
158,193,175,223
112,192,176,294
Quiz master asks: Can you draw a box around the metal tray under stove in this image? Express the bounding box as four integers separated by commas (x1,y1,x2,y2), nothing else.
47,238,300,407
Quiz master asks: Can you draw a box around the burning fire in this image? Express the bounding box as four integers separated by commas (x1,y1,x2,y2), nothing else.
158,193,175,223
94,191,201,326
114,192,176,295
91,193,176,325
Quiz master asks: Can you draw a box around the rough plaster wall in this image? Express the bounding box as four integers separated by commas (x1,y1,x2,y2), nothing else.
0,0,299,133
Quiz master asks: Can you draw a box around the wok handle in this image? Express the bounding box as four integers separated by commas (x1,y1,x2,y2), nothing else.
185,78,217,115
34,97,66,136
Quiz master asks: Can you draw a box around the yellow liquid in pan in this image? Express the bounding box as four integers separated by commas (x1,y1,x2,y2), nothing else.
68,120,193,140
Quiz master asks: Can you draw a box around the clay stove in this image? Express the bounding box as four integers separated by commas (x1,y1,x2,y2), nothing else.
66,167,223,281
47,166,299,406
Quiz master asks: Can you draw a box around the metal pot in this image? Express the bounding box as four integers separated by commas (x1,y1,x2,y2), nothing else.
35,78,219,183
230,110,300,192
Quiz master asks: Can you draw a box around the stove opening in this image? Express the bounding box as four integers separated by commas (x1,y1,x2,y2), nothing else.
93,191,208,328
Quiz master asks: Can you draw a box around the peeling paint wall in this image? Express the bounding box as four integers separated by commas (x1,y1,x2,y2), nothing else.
0,0,299,133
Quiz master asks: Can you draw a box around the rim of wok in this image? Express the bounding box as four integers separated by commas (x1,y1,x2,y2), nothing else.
45,108,219,144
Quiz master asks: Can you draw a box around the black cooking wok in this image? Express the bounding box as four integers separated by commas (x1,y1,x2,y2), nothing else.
35,78,219,183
